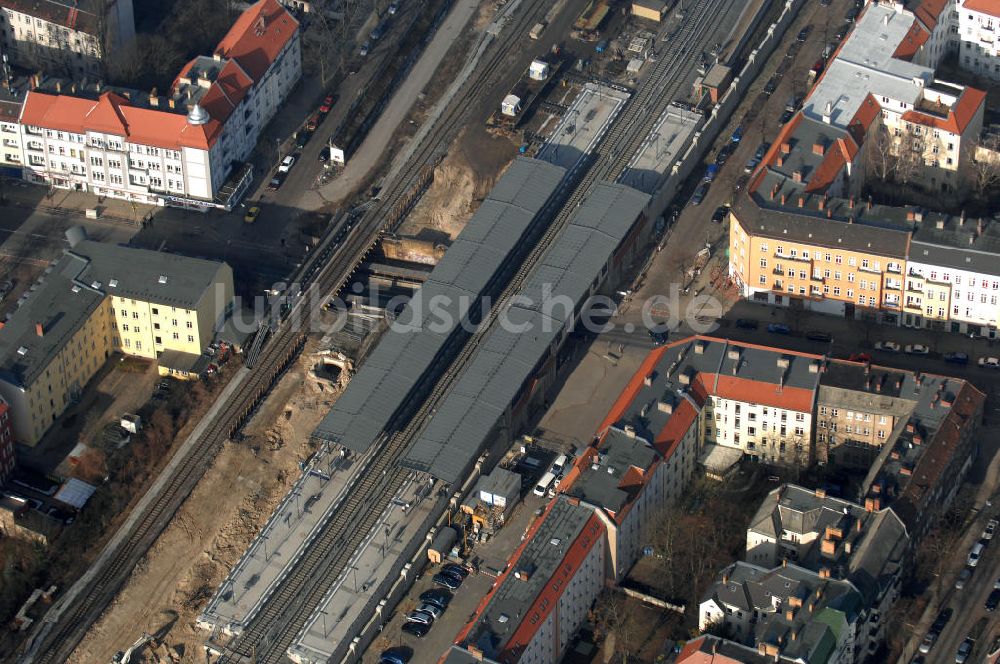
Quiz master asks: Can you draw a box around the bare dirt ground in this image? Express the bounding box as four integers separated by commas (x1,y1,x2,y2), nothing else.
398,126,516,240
69,341,340,663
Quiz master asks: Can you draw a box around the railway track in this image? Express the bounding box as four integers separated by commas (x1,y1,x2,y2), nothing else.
216,0,740,661
20,4,552,663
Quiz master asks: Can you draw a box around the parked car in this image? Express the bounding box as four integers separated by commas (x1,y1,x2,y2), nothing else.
956,637,974,663
359,40,371,56
731,126,743,143
779,108,795,125
987,589,1000,612
763,76,778,95
797,25,812,41
387,1,400,14
0,280,13,300
969,541,985,567
649,329,669,346
715,142,735,165
319,94,336,114
848,352,872,363
944,352,969,365
905,344,930,355
875,341,901,352
703,164,719,182
433,572,461,590
278,155,296,173
984,519,998,540
295,131,313,148
919,634,937,654
711,206,728,224
442,563,469,578
735,318,759,330
401,621,430,637
690,182,709,206
370,19,390,41
806,331,832,342
767,323,791,335
979,356,1000,368
417,602,443,619
267,174,284,191
379,650,408,664
244,206,260,223
405,610,434,625
955,567,972,589
420,590,450,608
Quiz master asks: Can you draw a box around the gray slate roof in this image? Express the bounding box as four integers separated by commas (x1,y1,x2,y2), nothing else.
312,158,567,452
0,238,228,387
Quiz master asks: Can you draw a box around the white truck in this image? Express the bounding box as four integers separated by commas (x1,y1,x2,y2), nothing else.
529,21,547,39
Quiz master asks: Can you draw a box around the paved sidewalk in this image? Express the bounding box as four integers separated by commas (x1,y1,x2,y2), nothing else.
2,179,154,224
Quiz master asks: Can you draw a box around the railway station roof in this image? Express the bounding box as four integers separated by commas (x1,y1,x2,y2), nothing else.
312,158,566,453
402,182,650,484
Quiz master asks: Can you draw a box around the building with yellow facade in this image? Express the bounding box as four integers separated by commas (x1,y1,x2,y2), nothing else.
0,228,233,446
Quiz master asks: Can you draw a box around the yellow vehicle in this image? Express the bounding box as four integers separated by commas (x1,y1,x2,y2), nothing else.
244,206,260,223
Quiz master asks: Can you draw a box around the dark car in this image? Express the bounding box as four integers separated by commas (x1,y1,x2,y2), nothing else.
420,592,450,610
848,352,872,363
763,77,778,95
797,25,812,42
735,318,759,330
731,126,743,143
649,330,669,346
944,352,969,365
715,142,735,165
845,6,859,21
295,130,313,148
987,589,1000,611
806,331,832,342
379,650,408,664
401,621,431,638
779,108,795,125
266,174,285,191
711,206,728,224
690,182,709,206
704,164,720,182
432,572,461,590
768,323,791,334
442,563,469,578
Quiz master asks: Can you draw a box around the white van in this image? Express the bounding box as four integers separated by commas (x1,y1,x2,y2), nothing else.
550,454,568,476
533,471,556,497
969,542,985,567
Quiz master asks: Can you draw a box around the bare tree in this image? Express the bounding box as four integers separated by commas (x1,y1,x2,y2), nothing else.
969,133,1000,198
590,590,636,663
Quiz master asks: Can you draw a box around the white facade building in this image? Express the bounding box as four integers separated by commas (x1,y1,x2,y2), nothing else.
13,0,300,209
956,0,1000,80
0,0,135,77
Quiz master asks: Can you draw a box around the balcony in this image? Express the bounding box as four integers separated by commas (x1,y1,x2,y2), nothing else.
810,274,825,283
884,298,902,308
903,301,922,312
887,263,902,274
25,142,42,152
905,283,923,293
884,280,901,291
772,267,785,276
859,265,882,275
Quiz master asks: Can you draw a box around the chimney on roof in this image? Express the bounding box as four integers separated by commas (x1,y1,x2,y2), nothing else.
624,424,637,438
914,210,923,222
168,98,175,109
776,154,785,167
96,80,102,92
55,81,61,93
819,196,826,211
959,210,966,226
793,171,803,184
813,142,825,156
797,196,805,208
823,102,833,124
827,207,833,219
977,218,984,237
34,322,43,337
70,82,76,94
213,51,222,62
781,193,787,205
867,197,873,210
781,142,791,154
907,210,915,221
848,195,855,208
771,183,780,199
936,218,945,229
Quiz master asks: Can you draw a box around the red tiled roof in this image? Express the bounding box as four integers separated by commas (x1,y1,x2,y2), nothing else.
500,514,605,661
964,0,1000,18
712,375,815,412
805,136,859,194
901,87,986,136
676,636,747,663
912,0,950,28
19,90,223,150
847,94,881,146
893,21,930,60
655,398,699,459
215,0,298,83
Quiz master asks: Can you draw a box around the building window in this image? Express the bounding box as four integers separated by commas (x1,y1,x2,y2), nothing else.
187,335,194,343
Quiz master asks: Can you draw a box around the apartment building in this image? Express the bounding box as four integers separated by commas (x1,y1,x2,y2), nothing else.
0,398,15,484
699,561,865,664
0,84,22,174
745,484,909,654
443,497,606,664
14,0,300,209
0,228,233,446
956,0,1000,80
0,0,135,78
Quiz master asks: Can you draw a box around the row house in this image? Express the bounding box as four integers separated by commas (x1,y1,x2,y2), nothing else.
0,0,135,78
13,0,300,210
